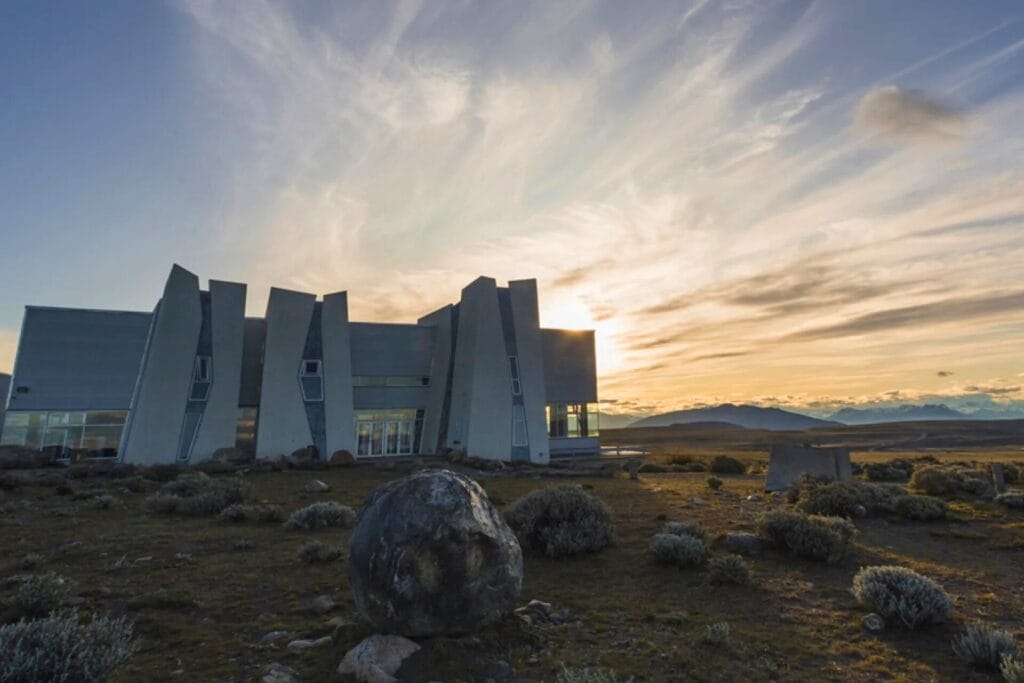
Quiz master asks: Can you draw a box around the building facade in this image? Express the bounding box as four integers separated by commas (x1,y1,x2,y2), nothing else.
1,266,599,464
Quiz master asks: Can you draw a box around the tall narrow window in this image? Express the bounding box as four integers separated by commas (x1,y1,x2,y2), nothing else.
299,359,324,401
190,356,212,401
512,405,528,446
508,356,521,396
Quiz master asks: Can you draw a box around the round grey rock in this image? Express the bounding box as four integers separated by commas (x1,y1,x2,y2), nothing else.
348,469,523,637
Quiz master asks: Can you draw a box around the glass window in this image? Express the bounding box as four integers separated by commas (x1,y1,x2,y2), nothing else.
235,407,258,451
195,356,212,382
353,376,387,387
301,360,322,376
299,360,324,401
512,405,528,446
357,422,372,456
508,357,521,395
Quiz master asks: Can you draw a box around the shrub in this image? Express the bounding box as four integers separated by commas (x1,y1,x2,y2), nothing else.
505,486,615,558
757,511,856,563
952,622,1018,671
661,520,709,542
910,466,992,498
555,666,626,683
894,494,948,521
18,553,44,570
1003,652,1024,683
707,476,723,490
219,504,285,523
863,460,915,482
709,456,745,474
996,492,1024,509
851,566,953,629
144,473,253,516
672,462,707,473
706,554,751,585
6,573,74,619
703,622,730,646
1004,465,1020,485
650,533,705,567
796,480,904,517
232,539,253,551
297,541,342,564
92,495,115,510
638,463,666,473
284,501,356,531
0,611,136,682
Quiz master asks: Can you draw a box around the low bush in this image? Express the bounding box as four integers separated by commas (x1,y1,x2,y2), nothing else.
141,464,183,482
796,480,904,517
649,533,705,567
709,456,745,475
671,462,707,473
505,486,615,558
284,501,357,531
706,476,723,490
219,504,285,523
6,573,74,619
1004,465,1020,485
703,622,730,647
894,494,948,521
757,511,856,563
863,459,914,482
1003,652,1024,683
851,565,953,629
144,473,253,517
0,611,136,682
18,553,44,570
92,495,115,510
996,492,1024,509
661,520,709,542
638,463,666,473
297,541,342,564
706,554,751,585
555,667,626,683
952,622,1018,671
910,466,992,498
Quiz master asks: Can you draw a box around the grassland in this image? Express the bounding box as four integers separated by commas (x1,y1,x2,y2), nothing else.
2,426,1023,682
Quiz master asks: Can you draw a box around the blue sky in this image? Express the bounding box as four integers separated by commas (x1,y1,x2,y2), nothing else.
2,0,1023,418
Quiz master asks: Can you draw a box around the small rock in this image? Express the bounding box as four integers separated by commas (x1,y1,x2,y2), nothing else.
744,494,760,502
287,636,331,653
337,634,420,683
514,599,553,625
330,450,357,467
688,497,706,506
325,616,348,628
310,595,336,615
862,613,884,633
262,662,301,683
260,630,291,644
305,479,330,493
852,504,868,518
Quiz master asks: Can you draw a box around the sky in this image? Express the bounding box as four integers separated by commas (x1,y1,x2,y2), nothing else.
1,0,1023,420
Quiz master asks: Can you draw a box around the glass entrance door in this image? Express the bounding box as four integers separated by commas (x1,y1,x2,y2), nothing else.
354,409,421,457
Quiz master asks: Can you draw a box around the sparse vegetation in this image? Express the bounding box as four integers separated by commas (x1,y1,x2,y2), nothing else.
283,501,357,531
706,476,723,490
144,473,253,516
92,494,116,510
661,520,709,542
852,566,953,629
706,554,751,585
757,511,856,563
894,494,948,521
555,666,628,683
709,455,745,474
996,491,1024,509
910,466,992,498
649,533,705,567
18,553,44,570
6,572,74,619
219,503,285,523
297,540,342,563
0,611,137,682
1003,652,1024,683
795,480,904,517
863,459,914,482
951,622,1018,671
505,485,615,557
703,622,730,647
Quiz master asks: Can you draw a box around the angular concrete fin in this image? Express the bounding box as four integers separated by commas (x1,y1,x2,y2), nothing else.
323,291,355,456
509,279,549,463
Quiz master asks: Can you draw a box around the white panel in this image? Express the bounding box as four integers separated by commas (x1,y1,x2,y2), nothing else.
509,279,550,464
322,291,356,456
256,287,315,459
121,265,202,465
190,280,246,460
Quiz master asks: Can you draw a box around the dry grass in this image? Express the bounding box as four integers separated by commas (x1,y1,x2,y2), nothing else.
0,443,1022,681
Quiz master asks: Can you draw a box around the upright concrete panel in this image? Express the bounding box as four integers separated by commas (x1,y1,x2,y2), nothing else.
191,280,246,460
418,305,453,454
447,277,513,461
541,329,597,403
121,265,202,465
508,280,549,464
256,288,315,459
765,445,852,492
322,291,355,456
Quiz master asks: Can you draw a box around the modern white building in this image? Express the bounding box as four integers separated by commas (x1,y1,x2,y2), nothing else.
1,265,599,465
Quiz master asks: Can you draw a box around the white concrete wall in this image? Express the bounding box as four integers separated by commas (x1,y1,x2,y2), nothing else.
256,287,315,459
418,305,453,454
322,291,356,456
191,280,246,461
121,265,202,465
509,280,550,464
447,277,513,461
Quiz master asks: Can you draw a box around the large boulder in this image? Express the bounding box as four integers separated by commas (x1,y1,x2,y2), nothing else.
329,450,357,467
347,470,522,637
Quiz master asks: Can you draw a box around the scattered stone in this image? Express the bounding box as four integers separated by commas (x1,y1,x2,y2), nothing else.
330,450,357,467
688,497,706,506
718,532,763,556
326,616,348,628
852,504,868,518
212,447,254,466
513,599,552,625
862,613,884,633
337,634,421,683
260,630,291,644
287,636,331,653
310,595,337,615
262,662,301,683
348,469,522,637
305,479,330,493
744,495,760,502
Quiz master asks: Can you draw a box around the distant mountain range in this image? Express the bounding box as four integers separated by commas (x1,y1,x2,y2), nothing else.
827,404,967,424
628,404,838,430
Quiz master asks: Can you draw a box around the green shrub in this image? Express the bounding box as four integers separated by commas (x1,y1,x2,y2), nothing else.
851,565,953,629
219,504,284,523
703,622,730,646
894,494,948,521
144,473,253,516
6,573,74,619
662,520,709,542
649,533,705,567
707,476,723,490
996,492,1024,509
638,463,666,473
952,622,1018,671
796,480,905,517
0,611,136,682
757,511,856,563
863,459,914,482
297,541,342,564
555,666,627,683
910,466,991,498
505,486,614,557
709,456,745,474
706,554,751,585
1003,652,1024,683
283,501,356,531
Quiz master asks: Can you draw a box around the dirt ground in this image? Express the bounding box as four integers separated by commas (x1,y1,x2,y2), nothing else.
2,446,1023,682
